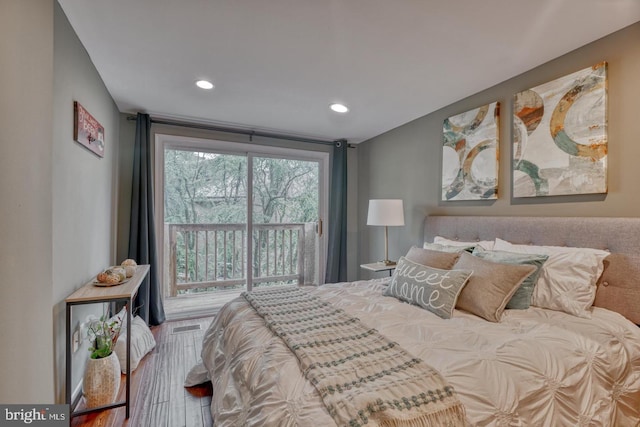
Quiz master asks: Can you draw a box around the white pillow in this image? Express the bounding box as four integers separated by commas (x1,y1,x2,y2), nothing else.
114,315,156,373
433,236,495,250
423,242,473,253
493,238,609,318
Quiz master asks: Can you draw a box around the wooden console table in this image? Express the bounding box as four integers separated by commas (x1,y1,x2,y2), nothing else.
65,264,150,419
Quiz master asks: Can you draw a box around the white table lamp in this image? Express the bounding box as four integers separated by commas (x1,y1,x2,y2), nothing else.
367,199,405,265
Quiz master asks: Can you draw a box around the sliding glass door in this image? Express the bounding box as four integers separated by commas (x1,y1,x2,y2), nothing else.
156,135,327,314
250,155,321,289
163,149,248,297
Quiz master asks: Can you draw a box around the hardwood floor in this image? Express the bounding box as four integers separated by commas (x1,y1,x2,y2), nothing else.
71,316,215,427
164,288,243,321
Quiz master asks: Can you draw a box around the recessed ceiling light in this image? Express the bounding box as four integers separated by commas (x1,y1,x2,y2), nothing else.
330,103,349,113
196,80,214,90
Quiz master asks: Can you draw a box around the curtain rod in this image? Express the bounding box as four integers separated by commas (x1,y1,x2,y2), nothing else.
126,115,349,147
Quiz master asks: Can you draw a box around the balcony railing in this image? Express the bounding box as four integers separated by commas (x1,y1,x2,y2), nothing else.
166,223,316,297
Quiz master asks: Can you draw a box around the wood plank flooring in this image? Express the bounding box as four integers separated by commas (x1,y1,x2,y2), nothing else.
164,289,243,321
71,316,214,427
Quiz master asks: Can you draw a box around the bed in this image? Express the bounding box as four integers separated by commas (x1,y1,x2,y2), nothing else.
186,216,640,426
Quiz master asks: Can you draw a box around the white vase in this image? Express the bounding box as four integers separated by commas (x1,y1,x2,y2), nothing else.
82,351,121,408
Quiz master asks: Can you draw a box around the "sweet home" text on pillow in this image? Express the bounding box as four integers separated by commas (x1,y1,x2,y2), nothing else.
384,257,472,319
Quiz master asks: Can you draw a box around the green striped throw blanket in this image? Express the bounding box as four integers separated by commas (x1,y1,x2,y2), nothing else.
243,286,467,427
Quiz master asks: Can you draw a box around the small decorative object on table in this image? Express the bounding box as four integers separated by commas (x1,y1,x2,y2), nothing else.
82,312,123,408
94,259,137,286
120,259,137,278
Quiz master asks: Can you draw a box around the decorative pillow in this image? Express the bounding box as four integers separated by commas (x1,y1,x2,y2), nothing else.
594,253,640,325
405,246,460,270
423,242,475,253
114,315,156,373
383,257,472,319
434,236,495,250
493,238,609,318
453,252,536,322
472,247,548,309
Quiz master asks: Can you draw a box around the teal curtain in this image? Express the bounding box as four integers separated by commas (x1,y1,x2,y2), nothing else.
325,140,348,283
128,113,166,325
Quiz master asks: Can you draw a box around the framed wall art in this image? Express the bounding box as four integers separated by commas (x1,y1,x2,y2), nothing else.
442,102,500,201
74,101,105,158
512,62,607,197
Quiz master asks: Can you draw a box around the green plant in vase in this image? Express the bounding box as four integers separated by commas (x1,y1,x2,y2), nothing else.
87,314,122,359
83,310,124,408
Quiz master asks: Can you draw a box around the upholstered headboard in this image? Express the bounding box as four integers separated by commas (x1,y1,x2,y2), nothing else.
424,216,640,324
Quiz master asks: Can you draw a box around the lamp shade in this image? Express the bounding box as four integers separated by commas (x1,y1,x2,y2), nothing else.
367,199,405,226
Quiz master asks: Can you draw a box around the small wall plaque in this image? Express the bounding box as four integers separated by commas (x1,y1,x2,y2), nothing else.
74,101,104,158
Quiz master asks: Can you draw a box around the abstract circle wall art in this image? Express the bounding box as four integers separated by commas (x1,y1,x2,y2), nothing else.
442,102,500,201
513,62,608,197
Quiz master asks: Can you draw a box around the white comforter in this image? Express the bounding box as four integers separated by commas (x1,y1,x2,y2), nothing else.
190,279,640,426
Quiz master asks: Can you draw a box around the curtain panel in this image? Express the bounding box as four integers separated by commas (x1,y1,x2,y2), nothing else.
325,141,348,283
128,113,166,325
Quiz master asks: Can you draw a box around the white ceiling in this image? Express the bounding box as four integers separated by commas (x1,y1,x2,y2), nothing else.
57,1,640,144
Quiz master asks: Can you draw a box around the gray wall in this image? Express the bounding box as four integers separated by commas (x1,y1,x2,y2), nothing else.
0,0,120,403
52,1,121,403
357,21,640,278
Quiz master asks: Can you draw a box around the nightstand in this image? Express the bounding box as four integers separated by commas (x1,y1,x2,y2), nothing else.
360,262,396,276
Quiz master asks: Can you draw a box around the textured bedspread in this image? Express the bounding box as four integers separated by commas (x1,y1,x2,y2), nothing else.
243,286,466,426
190,279,640,426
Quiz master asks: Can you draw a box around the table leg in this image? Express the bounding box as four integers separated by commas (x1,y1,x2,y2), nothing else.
66,304,72,408
126,300,131,418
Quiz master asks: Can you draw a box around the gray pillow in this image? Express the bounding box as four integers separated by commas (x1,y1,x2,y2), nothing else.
472,247,548,309
453,252,537,322
405,246,460,270
384,256,472,319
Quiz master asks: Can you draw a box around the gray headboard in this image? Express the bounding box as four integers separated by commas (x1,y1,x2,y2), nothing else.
423,216,640,324
424,216,640,253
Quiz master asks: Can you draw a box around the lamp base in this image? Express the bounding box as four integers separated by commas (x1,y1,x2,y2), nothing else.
380,260,397,266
